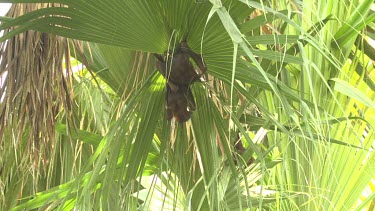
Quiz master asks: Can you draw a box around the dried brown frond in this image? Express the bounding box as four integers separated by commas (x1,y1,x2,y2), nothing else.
0,4,74,168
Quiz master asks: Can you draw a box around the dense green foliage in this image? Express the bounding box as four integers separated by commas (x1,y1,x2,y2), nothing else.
0,0,375,210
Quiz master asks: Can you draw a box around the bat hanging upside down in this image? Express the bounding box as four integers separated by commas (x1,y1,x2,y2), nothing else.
154,40,207,122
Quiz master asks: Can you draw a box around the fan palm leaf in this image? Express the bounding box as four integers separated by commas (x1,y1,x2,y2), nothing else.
1,0,375,210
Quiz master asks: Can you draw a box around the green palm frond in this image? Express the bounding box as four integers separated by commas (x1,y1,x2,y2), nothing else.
1,0,375,210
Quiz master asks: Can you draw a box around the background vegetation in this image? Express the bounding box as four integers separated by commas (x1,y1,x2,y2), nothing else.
0,0,374,210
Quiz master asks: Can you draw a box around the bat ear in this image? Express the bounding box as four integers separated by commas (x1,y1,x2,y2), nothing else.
153,53,164,62
166,108,173,120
